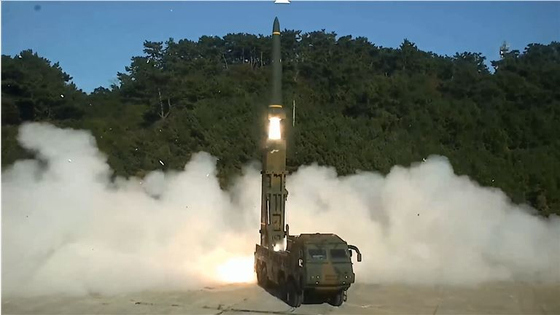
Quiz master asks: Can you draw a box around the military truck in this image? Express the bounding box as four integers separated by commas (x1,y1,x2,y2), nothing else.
255,233,362,307
254,17,362,308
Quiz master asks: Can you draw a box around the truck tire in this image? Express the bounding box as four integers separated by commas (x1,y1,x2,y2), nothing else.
329,291,344,307
295,289,303,307
286,280,302,307
278,275,287,301
258,265,268,288
256,264,263,285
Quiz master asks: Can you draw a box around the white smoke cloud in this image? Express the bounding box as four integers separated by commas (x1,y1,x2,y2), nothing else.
2,123,559,297
287,160,560,285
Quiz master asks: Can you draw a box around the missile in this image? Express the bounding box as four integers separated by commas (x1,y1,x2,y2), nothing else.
269,17,286,120
260,17,288,250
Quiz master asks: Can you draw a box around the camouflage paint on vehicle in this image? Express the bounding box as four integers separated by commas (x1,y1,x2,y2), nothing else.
297,234,357,290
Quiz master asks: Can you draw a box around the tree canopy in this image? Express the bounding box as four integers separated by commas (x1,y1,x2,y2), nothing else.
2,31,559,216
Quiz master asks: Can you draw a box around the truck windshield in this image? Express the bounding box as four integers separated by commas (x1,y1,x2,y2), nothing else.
308,249,327,260
330,249,348,259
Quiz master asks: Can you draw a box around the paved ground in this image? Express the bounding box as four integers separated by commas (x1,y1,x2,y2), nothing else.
3,282,560,314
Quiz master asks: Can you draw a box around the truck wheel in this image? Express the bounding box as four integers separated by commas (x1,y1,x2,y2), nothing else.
295,289,303,307
258,265,268,288
256,264,263,285
278,276,287,301
329,291,344,307
286,280,301,307
295,278,304,306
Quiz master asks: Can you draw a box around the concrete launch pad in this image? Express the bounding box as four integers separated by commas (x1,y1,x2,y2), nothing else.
3,282,560,314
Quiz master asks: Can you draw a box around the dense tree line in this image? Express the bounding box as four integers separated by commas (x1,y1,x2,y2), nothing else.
2,31,559,216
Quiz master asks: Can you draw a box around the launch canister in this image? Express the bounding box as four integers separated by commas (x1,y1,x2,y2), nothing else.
260,17,288,251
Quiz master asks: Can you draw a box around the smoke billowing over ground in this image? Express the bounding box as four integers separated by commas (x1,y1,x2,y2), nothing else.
2,123,560,297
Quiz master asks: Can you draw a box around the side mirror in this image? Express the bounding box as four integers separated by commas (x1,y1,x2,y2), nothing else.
348,244,362,263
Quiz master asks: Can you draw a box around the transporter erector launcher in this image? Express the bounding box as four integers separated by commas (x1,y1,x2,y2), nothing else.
255,17,362,308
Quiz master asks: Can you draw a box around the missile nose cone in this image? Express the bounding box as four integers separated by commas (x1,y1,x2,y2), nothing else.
273,17,280,33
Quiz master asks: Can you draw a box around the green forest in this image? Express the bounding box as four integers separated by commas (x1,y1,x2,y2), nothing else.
2,30,559,216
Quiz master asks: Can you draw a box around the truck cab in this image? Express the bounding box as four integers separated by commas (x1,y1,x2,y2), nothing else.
288,234,362,306
255,233,362,307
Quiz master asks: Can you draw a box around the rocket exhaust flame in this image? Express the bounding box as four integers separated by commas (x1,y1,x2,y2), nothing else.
216,256,256,284
268,117,281,140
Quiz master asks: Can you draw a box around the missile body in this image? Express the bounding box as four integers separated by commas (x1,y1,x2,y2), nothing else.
260,17,288,251
271,17,282,108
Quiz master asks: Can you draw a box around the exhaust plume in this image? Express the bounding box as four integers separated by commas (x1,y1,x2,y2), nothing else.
2,123,559,296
